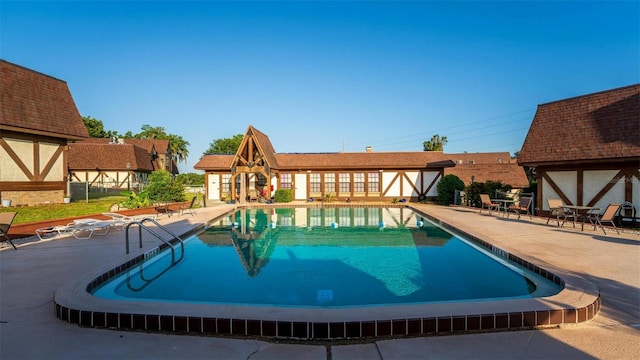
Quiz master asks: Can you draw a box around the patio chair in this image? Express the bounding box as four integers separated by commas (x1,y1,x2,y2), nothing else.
588,203,621,235
178,196,197,216
507,196,533,220
0,212,18,250
154,203,175,217
546,198,576,227
249,189,258,202
479,194,500,215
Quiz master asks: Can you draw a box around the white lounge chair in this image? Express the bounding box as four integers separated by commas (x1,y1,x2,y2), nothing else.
101,212,157,223
36,219,115,240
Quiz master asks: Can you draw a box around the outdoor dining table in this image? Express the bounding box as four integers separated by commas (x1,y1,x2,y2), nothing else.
491,199,515,217
563,205,600,231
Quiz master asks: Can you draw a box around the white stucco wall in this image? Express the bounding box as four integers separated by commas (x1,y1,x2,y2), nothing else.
382,172,399,197
423,171,440,197
1,138,32,181
402,171,420,197
545,171,578,204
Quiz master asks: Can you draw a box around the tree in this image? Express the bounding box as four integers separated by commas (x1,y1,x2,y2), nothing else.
176,173,205,185
134,124,190,164
135,125,167,139
82,116,122,138
145,170,185,203
423,134,448,151
513,150,537,188
436,174,465,205
203,134,244,156
83,116,107,137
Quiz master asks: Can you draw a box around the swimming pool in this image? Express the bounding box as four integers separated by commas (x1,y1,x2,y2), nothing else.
92,207,559,307
54,204,601,340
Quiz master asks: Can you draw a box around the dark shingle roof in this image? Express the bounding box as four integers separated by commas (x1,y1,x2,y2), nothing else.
0,60,89,139
195,151,454,171
518,84,640,165
68,143,155,172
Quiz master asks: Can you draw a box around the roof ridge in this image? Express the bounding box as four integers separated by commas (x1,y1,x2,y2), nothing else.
538,83,640,107
0,59,68,84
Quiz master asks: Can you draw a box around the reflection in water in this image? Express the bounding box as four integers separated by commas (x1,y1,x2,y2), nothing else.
222,207,455,294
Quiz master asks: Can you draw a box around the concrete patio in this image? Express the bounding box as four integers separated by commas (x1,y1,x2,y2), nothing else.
1,203,638,359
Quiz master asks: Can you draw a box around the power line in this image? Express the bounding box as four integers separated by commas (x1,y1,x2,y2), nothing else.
345,108,536,150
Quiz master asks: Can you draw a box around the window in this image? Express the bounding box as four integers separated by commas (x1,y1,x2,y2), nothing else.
310,173,321,193
221,174,231,194
354,172,365,193
324,173,336,193
339,173,350,193
280,173,292,189
368,172,380,192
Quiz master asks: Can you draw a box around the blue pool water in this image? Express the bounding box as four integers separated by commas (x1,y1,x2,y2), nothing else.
92,207,561,308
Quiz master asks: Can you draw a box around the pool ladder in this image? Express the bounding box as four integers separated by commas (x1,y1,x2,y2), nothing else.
125,218,185,265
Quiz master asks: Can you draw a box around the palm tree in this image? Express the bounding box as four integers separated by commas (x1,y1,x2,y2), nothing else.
423,134,448,151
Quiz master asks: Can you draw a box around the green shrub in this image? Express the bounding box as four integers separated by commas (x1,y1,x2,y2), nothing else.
119,190,150,209
273,188,293,203
466,180,513,208
436,174,465,205
145,170,185,203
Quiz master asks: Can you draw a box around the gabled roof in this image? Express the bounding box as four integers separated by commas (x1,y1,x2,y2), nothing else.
231,125,279,170
127,139,170,154
0,60,89,140
519,84,640,166
67,143,155,172
248,126,279,168
77,138,170,154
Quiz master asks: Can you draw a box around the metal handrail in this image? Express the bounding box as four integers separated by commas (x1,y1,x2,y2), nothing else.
125,218,185,265
125,258,179,292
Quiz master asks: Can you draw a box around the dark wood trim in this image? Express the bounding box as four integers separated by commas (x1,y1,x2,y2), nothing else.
540,171,572,205
586,170,625,207
0,181,65,191
382,173,401,197
626,169,640,203
577,170,584,205
39,145,65,181
33,142,40,180
423,170,442,196
0,138,35,180
402,172,420,197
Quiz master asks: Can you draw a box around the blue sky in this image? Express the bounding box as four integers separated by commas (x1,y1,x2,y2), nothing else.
2,1,638,173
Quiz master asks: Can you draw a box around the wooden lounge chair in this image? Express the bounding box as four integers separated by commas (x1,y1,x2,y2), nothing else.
178,196,197,216
0,212,17,250
479,194,500,215
546,198,576,227
507,196,533,220
588,203,621,235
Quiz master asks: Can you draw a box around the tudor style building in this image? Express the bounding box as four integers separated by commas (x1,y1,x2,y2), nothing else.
67,138,178,193
195,126,529,203
0,60,89,206
518,84,640,217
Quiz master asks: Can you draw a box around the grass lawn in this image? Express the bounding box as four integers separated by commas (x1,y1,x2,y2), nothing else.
1,193,199,225
0,195,127,225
